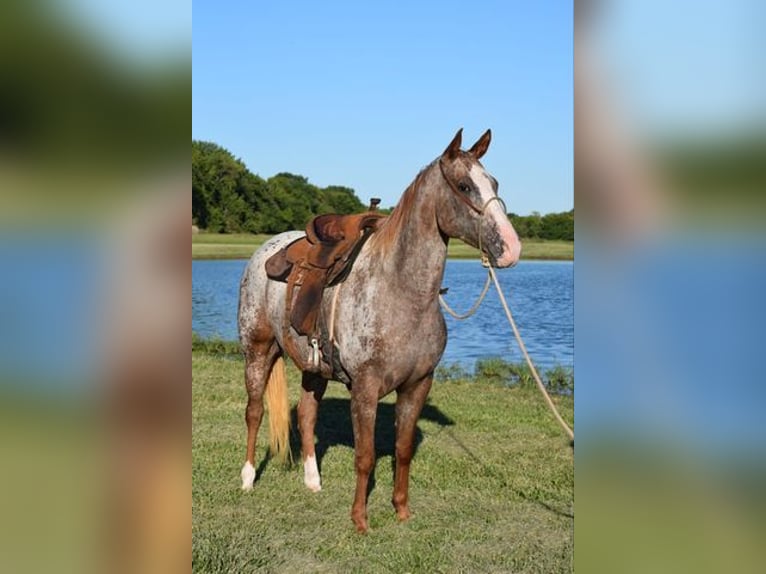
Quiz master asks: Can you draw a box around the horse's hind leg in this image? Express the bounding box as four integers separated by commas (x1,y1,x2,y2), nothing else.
241,341,280,490
298,372,327,492
392,374,433,521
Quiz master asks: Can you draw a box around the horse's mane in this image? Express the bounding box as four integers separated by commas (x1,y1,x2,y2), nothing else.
371,161,435,254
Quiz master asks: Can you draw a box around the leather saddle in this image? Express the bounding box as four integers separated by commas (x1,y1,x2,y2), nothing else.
265,211,386,370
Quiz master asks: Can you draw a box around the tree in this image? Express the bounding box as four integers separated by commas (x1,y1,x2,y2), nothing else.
323,186,366,214
508,209,574,240
192,139,572,237
192,140,253,232
540,210,574,240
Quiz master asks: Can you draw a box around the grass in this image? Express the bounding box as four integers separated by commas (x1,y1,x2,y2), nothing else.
192,232,573,261
192,233,273,260
193,346,574,573
446,238,573,261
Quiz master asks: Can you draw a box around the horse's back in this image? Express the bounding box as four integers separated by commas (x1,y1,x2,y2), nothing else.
238,231,304,346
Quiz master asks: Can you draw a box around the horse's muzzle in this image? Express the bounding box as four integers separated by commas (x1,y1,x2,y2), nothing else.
494,240,521,268
485,223,521,268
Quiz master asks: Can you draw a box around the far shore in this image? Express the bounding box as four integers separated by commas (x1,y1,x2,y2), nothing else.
192,232,573,261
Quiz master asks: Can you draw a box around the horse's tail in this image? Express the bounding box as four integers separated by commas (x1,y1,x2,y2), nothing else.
264,356,292,464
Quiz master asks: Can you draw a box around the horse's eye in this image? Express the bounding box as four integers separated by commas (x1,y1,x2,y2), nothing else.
457,183,470,193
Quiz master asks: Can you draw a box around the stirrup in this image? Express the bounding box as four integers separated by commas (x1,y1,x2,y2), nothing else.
310,338,320,369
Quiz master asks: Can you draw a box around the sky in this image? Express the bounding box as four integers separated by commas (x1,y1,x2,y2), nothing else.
60,0,190,61
192,1,573,214
590,0,764,140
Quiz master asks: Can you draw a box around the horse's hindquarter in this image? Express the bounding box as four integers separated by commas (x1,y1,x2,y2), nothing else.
238,231,303,348
332,246,447,392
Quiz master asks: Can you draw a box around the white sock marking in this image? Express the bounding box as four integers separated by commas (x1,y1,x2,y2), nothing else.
304,454,321,492
241,461,256,491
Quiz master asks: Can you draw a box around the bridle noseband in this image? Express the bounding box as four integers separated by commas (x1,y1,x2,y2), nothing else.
438,159,508,265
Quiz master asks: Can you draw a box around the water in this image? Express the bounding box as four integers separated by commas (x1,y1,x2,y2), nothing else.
192,259,573,370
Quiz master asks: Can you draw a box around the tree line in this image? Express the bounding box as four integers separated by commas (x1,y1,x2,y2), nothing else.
192,140,573,239
193,140,366,233
508,210,573,241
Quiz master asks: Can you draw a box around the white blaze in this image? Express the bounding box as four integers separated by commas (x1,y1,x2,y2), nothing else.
469,164,521,267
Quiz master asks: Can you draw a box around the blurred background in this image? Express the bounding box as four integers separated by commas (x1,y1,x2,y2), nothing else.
2,0,764,571
575,0,765,571
0,1,189,573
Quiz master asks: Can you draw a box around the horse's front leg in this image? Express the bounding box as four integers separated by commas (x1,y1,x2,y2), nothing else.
392,374,433,521
349,381,379,533
298,372,327,492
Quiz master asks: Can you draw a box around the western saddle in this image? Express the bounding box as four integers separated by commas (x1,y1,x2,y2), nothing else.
265,206,386,373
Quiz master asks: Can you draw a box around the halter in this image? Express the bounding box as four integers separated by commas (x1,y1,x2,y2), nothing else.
438,159,508,266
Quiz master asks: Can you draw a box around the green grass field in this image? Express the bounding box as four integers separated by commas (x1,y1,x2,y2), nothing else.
192,232,573,261
193,349,573,573
192,233,273,260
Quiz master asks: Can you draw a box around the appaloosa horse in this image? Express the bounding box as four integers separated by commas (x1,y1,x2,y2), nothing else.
238,129,521,532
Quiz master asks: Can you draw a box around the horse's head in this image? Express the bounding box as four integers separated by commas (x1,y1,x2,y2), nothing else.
436,128,522,268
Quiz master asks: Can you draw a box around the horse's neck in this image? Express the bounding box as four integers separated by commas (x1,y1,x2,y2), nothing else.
374,170,447,301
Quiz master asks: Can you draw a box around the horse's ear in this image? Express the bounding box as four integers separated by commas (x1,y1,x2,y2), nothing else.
442,128,463,159
468,129,491,159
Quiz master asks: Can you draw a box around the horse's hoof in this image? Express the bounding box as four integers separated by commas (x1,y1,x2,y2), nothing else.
396,508,411,522
354,522,369,534
351,513,369,534
240,461,256,491
304,480,321,493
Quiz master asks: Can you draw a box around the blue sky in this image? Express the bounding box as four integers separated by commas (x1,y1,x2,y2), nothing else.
193,1,573,214
61,0,190,60
591,0,764,139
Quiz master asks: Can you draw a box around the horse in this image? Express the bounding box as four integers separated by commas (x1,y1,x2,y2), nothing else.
237,128,521,533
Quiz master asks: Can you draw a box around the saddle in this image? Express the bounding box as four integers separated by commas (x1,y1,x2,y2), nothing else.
265,211,386,370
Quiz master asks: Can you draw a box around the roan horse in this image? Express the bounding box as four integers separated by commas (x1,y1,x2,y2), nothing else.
238,129,521,532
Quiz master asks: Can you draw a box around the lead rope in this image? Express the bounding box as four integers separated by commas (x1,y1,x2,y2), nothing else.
438,192,574,442
438,273,491,319
487,266,574,441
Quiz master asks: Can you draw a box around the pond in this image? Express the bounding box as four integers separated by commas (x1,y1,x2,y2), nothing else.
193,259,573,370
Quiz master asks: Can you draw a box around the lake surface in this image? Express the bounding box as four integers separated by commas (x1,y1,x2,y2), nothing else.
193,259,573,370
